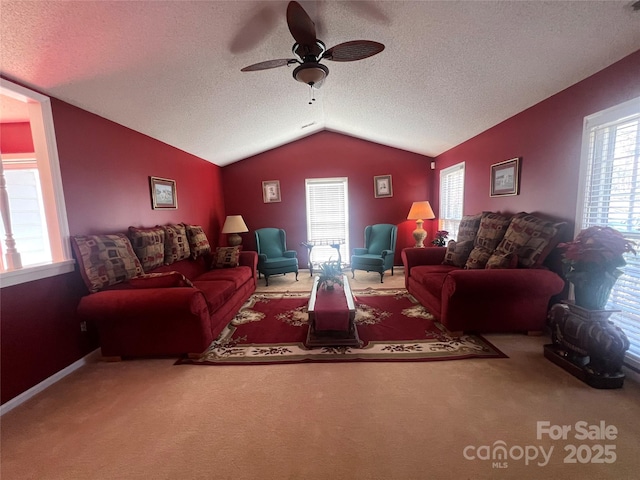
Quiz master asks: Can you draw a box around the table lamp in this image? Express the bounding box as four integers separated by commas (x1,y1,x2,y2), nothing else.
407,201,435,248
221,215,248,247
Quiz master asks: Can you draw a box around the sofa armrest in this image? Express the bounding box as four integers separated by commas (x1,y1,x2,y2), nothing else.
353,248,368,255
381,249,393,258
239,250,258,269
78,287,210,320
402,247,447,272
284,250,297,258
444,268,565,297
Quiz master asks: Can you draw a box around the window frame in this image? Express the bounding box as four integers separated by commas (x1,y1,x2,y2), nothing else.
575,96,640,371
304,177,350,265
438,162,465,241
0,80,74,288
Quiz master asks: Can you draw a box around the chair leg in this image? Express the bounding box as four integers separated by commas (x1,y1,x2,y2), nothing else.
391,266,394,276
265,275,270,286
380,273,384,283
351,269,355,279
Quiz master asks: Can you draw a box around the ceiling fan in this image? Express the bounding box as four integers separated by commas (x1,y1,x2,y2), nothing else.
240,1,385,90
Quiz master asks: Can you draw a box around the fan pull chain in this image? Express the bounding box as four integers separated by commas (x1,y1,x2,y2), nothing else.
308,85,316,105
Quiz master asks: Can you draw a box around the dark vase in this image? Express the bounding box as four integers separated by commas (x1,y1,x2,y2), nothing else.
572,271,618,311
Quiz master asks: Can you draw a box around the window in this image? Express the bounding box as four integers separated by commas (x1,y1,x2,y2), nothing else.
0,79,73,287
439,162,465,240
577,96,640,370
305,178,349,265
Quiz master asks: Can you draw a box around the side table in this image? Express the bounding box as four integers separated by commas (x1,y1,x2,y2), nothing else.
300,238,345,275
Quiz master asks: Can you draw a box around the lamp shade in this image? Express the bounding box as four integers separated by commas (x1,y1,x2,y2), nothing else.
407,201,435,220
221,215,248,234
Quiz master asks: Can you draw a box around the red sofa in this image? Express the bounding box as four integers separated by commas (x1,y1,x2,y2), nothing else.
78,251,257,358
401,212,567,334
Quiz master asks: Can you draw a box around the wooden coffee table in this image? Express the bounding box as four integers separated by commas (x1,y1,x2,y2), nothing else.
306,274,362,348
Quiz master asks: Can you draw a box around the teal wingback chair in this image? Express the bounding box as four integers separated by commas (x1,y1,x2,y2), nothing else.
255,228,299,286
350,224,398,283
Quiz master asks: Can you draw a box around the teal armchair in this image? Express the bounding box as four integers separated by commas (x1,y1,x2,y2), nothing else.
255,228,299,286
350,224,398,283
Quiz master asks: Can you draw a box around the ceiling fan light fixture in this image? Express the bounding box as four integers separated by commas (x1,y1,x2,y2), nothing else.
293,63,329,87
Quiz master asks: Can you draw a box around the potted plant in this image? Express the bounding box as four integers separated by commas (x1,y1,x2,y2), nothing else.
558,226,636,310
317,259,344,291
431,230,449,247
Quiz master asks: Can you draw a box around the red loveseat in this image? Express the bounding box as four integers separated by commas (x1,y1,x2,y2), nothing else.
402,212,566,334
72,225,257,359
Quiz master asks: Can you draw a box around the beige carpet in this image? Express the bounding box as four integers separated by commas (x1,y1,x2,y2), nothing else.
2,268,640,479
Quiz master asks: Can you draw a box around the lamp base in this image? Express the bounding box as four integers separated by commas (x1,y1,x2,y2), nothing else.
412,229,427,248
227,233,242,247
412,219,427,248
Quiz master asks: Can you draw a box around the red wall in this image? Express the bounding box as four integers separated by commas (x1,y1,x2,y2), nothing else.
0,122,34,153
0,99,224,405
434,50,640,228
221,131,435,265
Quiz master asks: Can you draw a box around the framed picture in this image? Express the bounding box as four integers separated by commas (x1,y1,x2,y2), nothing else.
374,175,393,198
150,176,177,209
490,158,521,197
262,180,281,203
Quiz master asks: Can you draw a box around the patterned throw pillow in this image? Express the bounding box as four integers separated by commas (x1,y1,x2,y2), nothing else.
129,271,194,288
485,252,519,269
474,212,512,251
213,246,240,268
493,213,564,268
442,239,475,267
457,213,484,243
163,224,191,265
185,224,211,259
71,234,144,293
127,226,165,272
464,246,494,269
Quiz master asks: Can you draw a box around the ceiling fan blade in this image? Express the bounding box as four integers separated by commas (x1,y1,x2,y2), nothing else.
241,59,297,72
323,40,385,62
287,1,316,47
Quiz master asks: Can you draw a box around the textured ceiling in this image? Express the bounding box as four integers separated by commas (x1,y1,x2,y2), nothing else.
1,1,639,166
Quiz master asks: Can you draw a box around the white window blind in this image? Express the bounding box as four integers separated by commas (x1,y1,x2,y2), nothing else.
439,162,465,240
305,178,349,265
578,97,640,370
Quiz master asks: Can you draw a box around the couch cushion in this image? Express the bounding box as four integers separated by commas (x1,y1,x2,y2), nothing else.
442,239,474,267
465,246,494,269
457,213,484,243
71,234,144,293
185,224,211,259
485,252,518,269
163,224,191,265
474,212,512,250
128,226,165,271
129,271,194,288
410,266,456,300
213,246,241,268
493,213,565,268
192,280,236,313
196,265,252,289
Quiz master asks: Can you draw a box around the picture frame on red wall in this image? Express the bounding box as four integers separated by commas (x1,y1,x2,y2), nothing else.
150,176,177,209
262,180,281,203
490,158,521,197
374,175,393,198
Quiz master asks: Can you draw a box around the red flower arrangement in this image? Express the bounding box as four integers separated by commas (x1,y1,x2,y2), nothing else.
432,230,449,247
558,226,636,275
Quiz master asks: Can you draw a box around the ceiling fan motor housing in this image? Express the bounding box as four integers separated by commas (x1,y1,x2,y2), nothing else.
293,62,329,87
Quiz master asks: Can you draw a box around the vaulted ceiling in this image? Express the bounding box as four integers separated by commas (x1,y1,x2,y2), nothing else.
1,1,639,166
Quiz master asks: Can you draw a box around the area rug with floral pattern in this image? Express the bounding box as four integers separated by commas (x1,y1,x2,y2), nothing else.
176,288,507,365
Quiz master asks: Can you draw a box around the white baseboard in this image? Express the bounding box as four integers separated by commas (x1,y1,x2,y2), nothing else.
1,348,101,416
